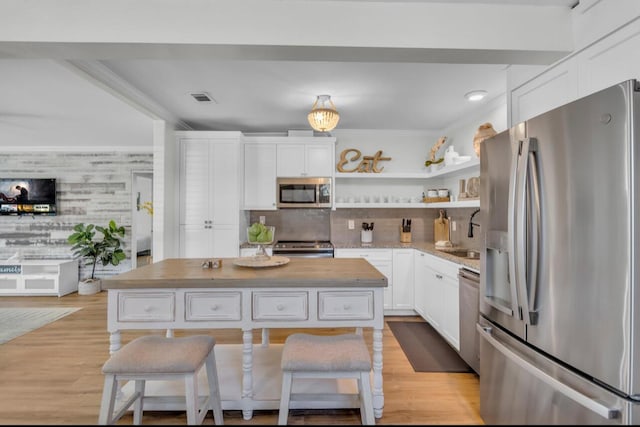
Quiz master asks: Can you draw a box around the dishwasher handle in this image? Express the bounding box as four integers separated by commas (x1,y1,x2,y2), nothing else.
458,268,480,283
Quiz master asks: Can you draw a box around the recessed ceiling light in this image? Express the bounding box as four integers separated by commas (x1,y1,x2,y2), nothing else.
464,90,488,102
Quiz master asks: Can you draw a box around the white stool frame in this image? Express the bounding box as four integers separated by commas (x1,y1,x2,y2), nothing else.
278,369,374,425
98,350,224,425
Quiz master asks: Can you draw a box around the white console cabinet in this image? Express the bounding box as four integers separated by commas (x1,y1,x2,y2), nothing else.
0,259,78,297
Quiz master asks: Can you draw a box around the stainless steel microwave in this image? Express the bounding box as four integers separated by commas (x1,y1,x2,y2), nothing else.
277,177,332,208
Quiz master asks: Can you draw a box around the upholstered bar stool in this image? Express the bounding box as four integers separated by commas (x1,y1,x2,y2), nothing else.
98,335,224,425
278,333,374,425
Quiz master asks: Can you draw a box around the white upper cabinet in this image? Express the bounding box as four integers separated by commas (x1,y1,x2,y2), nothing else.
276,142,335,177
510,61,578,125
243,143,277,210
178,132,242,258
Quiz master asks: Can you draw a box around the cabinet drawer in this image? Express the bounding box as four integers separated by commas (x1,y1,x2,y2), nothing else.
185,292,242,321
335,248,393,260
428,256,460,280
0,276,19,290
252,291,308,321
118,292,175,322
318,291,374,320
23,276,56,290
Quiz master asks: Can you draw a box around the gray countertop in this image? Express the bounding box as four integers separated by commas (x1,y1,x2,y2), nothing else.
240,241,480,272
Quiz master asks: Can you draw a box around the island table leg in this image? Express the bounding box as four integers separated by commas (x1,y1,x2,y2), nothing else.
242,328,254,420
372,328,384,418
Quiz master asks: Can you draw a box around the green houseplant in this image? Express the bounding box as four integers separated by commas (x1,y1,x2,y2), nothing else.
68,220,126,295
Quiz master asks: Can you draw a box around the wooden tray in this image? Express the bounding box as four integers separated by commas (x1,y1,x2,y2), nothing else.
232,256,290,268
423,196,450,203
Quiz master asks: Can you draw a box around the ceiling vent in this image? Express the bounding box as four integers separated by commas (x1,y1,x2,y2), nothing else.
190,92,216,103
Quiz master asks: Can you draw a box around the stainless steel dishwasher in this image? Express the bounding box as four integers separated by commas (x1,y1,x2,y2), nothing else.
458,267,480,374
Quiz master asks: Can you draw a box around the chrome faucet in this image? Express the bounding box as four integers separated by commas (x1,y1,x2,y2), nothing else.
468,209,481,238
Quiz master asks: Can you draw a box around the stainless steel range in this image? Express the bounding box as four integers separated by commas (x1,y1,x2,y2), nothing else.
272,240,334,258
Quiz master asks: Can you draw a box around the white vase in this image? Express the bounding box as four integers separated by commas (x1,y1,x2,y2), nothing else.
78,279,101,295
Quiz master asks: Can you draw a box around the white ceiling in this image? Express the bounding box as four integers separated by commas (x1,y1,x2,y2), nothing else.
0,0,578,148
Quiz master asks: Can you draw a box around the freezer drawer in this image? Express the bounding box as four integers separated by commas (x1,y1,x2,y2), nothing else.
478,318,631,425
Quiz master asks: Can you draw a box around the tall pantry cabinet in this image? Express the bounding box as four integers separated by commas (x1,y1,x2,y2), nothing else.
177,132,242,258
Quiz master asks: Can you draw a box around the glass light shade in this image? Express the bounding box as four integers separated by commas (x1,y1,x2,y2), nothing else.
308,95,340,132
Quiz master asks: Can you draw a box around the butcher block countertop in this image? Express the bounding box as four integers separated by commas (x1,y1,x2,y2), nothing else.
101,257,388,290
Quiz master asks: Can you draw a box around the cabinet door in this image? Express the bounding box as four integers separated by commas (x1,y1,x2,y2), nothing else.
424,264,443,329
441,274,460,351
244,143,277,210
305,144,334,177
392,249,414,310
413,251,428,317
369,259,393,310
180,139,211,225
179,225,212,258
276,144,306,177
211,224,239,258
211,141,239,225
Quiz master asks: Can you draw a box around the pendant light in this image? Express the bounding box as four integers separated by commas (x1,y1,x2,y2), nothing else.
307,94,340,132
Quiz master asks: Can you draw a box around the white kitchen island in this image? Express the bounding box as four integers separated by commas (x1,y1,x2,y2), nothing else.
101,257,387,420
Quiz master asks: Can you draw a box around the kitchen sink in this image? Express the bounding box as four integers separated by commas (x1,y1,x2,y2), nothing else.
439,249,480,260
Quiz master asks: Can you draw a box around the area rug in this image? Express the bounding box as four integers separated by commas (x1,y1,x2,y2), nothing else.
0,307,81,344
387,321,473,373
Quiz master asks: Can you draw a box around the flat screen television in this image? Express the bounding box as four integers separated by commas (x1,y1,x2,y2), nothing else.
0,178,57,215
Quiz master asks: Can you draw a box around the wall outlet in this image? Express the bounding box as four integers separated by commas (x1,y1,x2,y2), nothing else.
348,219,355,230
259,216,266,224
451,221,457,231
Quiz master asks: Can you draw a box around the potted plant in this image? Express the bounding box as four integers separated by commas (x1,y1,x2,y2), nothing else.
68,220,126,295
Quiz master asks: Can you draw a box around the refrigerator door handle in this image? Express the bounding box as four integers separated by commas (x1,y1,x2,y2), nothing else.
507,139,524,318
478,325,621,420
527,147,541,324
514,138,536,325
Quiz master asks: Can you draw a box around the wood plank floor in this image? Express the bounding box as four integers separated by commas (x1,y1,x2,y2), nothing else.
0,292,483,425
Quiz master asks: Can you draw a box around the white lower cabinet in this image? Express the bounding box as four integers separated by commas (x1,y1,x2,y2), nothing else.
334,249,394,310
334,248,415,313
414,250,460,351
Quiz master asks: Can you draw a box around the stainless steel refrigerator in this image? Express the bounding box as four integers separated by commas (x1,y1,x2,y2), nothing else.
478,79,640,424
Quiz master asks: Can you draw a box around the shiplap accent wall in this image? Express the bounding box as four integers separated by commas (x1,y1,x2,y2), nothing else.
0,151,153,281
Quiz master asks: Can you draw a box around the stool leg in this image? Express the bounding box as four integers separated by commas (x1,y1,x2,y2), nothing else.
98,374,118,425
185,373,199,425
359,372,375,425
205,351,224,425
278,371,293,425
132,380,145,425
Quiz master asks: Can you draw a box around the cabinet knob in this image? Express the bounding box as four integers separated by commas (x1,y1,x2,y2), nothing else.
276,304,285,311
436,274,443,279
143,305,152,312
343,304,351,310
210,304,219,311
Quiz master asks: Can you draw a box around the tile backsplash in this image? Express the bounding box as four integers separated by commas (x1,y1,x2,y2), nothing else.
249,207,482,250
